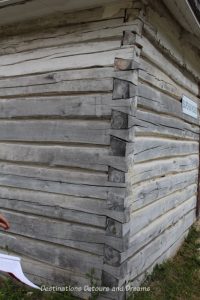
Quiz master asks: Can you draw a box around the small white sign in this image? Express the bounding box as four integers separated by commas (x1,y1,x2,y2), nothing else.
182,95,198,119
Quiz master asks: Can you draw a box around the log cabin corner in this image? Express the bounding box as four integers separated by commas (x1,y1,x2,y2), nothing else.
0,0,200,299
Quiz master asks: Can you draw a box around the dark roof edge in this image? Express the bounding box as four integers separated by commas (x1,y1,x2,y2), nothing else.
163,0,200,37
188,0,200,24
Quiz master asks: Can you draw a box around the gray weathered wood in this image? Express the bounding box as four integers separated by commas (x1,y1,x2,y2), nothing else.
0,161,110,187
134,109,199,140
130,170,197,211
126,210,195,280
129,184,197,236
114,58,139,71
132,155,198,184
0,119,111,145
1,210,106,245
0,47,134,77
135,83,199,126
110,136,126,156
0,68,138,97
113,78,136,99
0,95,134,118
0,185,126,224
134,137,199,163
0,173,126,200
140,36,198,95
0,231,103,276
108,167,125,183
0,23,141,55
0,143,127,171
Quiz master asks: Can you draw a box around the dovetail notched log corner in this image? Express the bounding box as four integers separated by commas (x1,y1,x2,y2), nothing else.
0,0,200,299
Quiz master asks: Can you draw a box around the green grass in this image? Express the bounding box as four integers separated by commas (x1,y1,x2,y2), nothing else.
129,225,200,300
0,277,77,300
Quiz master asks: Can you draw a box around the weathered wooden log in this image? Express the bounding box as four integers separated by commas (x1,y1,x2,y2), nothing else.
126,209,195,279
0,22,141,55
132,155,198,184
134,109,199,140
0,48,134,77
130,169,198,211
0,95,134,118
129,184,197,236
134,137,199,163
140,36,199,95
0,143,127,171
0,232,103,277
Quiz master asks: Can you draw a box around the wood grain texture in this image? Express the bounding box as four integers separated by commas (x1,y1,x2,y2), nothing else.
0,47,134,77
130,169,198,211
0,0,199,296
0,119,112,144
140,36,198,95
129,184,197,236
0,95,134,118
134,109,199,140
0,6,133,293
144,2,200,80
123,1,200,291
136,83,199,125
126,209,195,281
1,209,106,245
0,231,103,276
0,142,128,171
134,137,199,163
132,155,198,184
0,22,140,55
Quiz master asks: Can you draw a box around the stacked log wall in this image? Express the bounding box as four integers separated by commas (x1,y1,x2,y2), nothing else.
0,2,141,299
124,0,200,289
0,0,199,299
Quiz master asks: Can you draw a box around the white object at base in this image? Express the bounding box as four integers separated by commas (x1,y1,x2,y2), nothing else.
0,253,40,289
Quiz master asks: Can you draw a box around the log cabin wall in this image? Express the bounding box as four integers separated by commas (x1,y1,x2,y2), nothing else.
0,0,199,299
0,1,142,299
124,0,200,290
